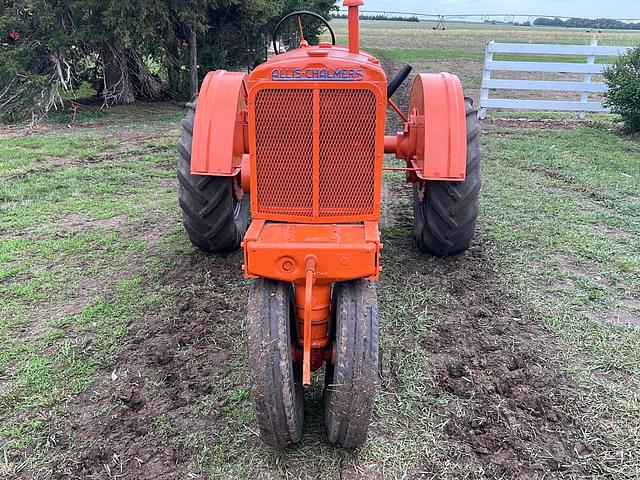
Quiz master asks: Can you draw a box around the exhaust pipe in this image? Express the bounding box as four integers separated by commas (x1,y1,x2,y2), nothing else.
387,64,413,98
344,0,364,54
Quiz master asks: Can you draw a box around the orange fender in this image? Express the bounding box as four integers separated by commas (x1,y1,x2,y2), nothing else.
191,71,248,176
405,73,467,181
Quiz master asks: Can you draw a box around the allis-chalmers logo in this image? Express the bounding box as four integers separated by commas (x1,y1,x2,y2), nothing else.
271,67,365,81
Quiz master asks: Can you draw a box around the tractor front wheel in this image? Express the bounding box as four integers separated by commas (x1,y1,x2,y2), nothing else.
324,280,379,448
413,97,482,256
247,279,304,447
177,100,250,253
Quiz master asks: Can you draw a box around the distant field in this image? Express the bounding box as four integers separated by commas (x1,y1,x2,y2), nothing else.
1,20,639,480
331,19,640,103
332,18,640,50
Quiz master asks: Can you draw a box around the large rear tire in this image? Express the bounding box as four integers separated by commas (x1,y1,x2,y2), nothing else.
413,97,482,256
324,280,379,448
177,101,249,253
247,279,304,447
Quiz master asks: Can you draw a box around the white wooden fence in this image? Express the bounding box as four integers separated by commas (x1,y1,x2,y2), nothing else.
478,39,632,119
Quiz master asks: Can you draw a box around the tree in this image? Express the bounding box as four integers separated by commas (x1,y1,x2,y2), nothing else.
0,1,81,122
0,0,335,122
604,46,640,133
533,17,565,27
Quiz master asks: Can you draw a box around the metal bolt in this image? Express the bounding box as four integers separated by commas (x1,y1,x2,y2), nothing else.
282,260,294,272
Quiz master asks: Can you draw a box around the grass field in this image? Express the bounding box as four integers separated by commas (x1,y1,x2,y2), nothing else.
1,20,639,480
330,19,640,103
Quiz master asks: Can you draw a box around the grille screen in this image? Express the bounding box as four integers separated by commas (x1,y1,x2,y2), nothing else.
255,89,314,217
254,88,377,219
319,89,376,217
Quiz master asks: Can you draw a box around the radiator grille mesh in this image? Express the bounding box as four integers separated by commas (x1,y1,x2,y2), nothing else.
319,89,376,217
255,89,314,217
254,88,377,219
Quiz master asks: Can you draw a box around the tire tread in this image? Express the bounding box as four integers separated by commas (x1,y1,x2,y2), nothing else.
324,280,379,448
177,100,249,253
247,279,304,447
414,97,482,256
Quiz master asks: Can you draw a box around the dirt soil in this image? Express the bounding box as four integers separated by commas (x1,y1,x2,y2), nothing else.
50,253,244,480
422,247,587,477
380,181,610,479
45,192,612,479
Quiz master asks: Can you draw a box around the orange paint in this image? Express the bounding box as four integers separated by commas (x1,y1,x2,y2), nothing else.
243,220,381,386
344,0,364,54
411,73,467,180
242,39,388,377
382,73,467,181
296,257,333,387
246,45,387,224
191,71,247,176
295,279,331,381
190,1,470,387
243,222,381,283
240,153,250,193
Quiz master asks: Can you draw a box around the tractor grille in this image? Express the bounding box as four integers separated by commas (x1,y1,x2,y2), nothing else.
254,88,377,220
255,89,314,217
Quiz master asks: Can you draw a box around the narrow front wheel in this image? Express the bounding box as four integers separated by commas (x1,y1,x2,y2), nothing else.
324,280,380,448
247,279,304,447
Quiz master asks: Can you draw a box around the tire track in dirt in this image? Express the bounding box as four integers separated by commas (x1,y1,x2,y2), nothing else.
422,246,583,477
380,181,616,478
46,251,247,480
38,185,617,479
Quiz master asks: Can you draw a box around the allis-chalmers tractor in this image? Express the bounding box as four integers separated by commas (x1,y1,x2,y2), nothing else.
177,0,481,448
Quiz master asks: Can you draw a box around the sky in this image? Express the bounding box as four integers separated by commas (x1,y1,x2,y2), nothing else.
353,0,640,20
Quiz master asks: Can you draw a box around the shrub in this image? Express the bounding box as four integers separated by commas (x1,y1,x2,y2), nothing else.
603,45,640,133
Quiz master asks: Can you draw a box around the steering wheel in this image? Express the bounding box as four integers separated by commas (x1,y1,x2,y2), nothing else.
272,11,336,55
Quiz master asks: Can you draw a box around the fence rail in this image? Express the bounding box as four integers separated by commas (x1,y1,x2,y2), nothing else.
478,40,632,119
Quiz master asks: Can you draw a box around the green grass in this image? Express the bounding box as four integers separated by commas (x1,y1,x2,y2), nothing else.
480,124,640,466
332,19,640,53
370,47,484,62
1,20,639,480
0,105,182,474
332,18,640,104
369,47,620,65
60,81,97,101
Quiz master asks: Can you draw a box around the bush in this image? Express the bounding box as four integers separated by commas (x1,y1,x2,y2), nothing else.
604,46,640,133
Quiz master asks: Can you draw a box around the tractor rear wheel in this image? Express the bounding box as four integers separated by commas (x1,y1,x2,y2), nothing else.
413,97,482,256
177,100,249,253
324,280,379,448
247,279,304,447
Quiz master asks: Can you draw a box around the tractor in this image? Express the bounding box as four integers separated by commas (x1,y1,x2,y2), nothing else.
176,0,481,448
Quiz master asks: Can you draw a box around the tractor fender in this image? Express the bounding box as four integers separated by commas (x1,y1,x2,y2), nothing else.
191,70,248,176
407,73,467,181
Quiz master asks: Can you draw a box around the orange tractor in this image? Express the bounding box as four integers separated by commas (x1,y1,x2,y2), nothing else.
177,0,481,448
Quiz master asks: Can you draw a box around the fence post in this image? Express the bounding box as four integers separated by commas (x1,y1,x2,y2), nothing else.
478,40,493,120
579,39,598,119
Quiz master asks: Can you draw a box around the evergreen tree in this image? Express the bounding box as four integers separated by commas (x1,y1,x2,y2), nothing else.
0,0,335,122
